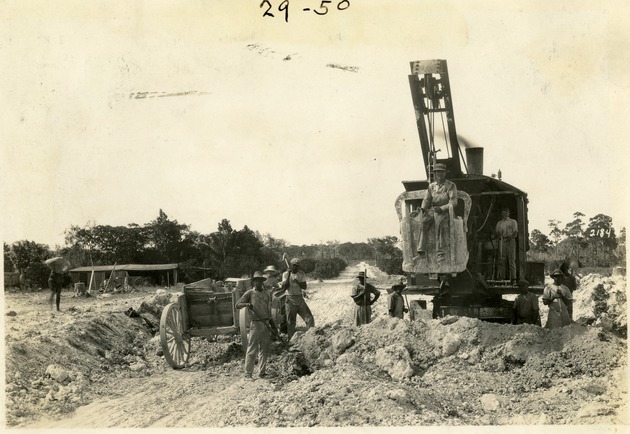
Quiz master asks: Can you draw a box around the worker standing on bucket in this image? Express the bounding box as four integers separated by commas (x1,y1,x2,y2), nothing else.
279,258,314,340
416,163,458,257
236,271,273,380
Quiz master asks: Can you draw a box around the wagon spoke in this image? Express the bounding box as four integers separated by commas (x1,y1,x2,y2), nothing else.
174,345,183,364
167,314,177,331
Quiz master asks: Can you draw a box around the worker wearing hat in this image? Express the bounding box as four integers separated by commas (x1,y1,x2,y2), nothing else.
278,258,314,340
236,271,274,379
351,271,381,325
511,280,540,325
388,281,408,319
415,162,458,257
541,269,572,329
263,264,285,334
45,256,71,312
263,265,280,291
559,262,577,320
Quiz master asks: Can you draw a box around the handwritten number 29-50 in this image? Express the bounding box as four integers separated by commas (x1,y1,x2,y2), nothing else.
260,1,350,22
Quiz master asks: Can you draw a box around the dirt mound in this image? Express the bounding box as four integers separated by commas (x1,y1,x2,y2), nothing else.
4,290,179,426
5,311,153,425
5,272,627,428
260,313,627,425
572,274,627,337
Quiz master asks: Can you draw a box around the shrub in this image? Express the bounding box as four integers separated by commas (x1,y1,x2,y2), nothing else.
312,258,348,279
330,257,348,273
376,254,403,275
24,262,51,290
299,257,317,274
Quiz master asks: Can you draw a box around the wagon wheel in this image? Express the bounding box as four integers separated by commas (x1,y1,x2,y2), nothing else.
160,303,191,369
239,308,251,352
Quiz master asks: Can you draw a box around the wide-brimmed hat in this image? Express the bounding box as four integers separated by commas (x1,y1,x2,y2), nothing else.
252,271,267,281
517,279,530,288
550,269,563,277
263,265,278,274
432,163,447,172
356,271,368,279
387,282,405,294
290,258,300,265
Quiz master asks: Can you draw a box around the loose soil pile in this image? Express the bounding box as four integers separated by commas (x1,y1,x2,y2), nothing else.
3,265,628,428
572,274,627,337
4,290,175,425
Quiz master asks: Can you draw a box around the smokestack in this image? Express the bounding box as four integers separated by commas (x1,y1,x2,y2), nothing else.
465,147,484,175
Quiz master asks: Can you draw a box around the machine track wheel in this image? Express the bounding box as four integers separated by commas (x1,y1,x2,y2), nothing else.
160,303,191,369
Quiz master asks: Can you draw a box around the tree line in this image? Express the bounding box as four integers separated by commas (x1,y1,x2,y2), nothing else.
528,212,625,268
4,210,401,289
7,209,620,290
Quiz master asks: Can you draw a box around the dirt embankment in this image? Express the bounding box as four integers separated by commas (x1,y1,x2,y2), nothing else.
3,266,628,428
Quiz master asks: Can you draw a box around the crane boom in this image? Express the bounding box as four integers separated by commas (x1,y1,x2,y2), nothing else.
408,59,464,180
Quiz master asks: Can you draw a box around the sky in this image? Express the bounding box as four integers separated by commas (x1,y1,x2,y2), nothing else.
2,0,629,249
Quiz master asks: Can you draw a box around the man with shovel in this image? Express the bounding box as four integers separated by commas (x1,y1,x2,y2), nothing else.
236,271,276,379
278,257,315,340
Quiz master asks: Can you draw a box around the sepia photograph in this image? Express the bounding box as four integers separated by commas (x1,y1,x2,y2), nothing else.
2,0,628,431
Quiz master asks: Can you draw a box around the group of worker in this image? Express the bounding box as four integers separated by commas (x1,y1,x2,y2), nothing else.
235,257,314,380
237,255,580,378
512,263,578,328
351,271,408,325
350,262,580,330
414,162,519,282
237,261,411,378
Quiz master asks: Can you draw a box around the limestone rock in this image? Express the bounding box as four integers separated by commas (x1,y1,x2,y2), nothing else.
129,361,147,372
154,289,172,305
375,344,414,381
480,393,501,411
331,329,355,355
442,332,462,356
45,364,70,384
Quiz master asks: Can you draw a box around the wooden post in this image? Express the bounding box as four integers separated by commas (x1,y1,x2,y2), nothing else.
88,270,94,293
87,255,95,293
104,262,117,292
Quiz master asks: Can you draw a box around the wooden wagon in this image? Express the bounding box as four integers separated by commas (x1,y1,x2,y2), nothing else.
159,277,253,369
159,277,288,369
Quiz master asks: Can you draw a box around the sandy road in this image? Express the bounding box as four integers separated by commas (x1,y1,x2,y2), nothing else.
22,369,250,428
